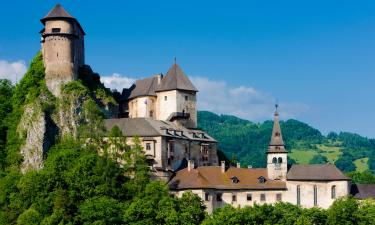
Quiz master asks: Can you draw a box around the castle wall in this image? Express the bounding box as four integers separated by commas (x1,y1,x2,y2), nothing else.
128,96,156,118
156,90,177,121
42,20,84,96
176,91,197,128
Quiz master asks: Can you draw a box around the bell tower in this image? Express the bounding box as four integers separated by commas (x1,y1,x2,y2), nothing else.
267,104,288,180
40,4,85,96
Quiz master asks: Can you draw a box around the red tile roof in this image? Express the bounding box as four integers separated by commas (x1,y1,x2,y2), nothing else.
169,166,287,190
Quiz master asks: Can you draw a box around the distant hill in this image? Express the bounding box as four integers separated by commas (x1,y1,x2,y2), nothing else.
197,111,375,174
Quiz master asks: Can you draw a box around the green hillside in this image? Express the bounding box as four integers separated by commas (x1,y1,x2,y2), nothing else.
197,111,375,174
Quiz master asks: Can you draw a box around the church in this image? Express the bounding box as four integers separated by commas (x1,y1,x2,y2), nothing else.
38,4,373,213
168,107,351,212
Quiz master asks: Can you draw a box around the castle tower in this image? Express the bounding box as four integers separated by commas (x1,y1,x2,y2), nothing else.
40,4,85,96
155,62,198,128
267,105,288,180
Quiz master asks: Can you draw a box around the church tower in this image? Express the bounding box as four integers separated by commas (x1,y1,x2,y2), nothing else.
40,4,85,96
267,105,288,180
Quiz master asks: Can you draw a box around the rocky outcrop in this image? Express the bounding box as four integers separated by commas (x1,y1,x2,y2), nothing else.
18,102,47,173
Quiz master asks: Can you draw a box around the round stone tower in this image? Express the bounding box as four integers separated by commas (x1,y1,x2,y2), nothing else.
40,4,85,96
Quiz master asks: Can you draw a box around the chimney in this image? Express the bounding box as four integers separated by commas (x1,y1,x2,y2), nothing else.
221,161,226,173
188,160,195,172
248,165,252,169
156,73,163,85
237,162,241,168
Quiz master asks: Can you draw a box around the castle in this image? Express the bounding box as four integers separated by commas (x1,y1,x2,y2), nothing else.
39,4,373,211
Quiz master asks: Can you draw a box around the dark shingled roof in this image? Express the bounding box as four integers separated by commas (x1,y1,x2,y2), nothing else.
42,4,73,20
287,164,350,181
104,118,216,142
267,107,287,153
351,184,375,199
169,167,287,190
155,63,197,92
128,76,159,99
41,4,85,35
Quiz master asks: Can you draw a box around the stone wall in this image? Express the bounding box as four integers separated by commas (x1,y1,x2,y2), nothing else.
42,19,84,96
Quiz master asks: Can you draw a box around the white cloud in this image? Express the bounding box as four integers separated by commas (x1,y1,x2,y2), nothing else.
190,76,309,121
100,73,136,91
0,60,27,83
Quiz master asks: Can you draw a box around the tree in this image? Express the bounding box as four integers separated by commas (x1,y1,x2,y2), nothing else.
347,171,375,184
327,197,359,225
17,208,42,225
77,197,125,225
177,191,207,225
0,79,13,169
309,155,328,164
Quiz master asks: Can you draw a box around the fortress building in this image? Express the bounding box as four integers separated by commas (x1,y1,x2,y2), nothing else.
40,4,85,96
105,62,218,179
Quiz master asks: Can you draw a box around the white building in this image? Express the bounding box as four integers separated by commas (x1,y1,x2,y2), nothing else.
169,106,351,212
105,63,218,180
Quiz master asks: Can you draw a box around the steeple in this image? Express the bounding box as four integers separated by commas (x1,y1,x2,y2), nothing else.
267,104,287,153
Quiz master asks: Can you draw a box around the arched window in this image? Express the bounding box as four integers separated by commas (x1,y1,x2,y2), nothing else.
331,185,336,199
272,157,277,164
297,185,301,206
313,185,318,206
278,157,282,164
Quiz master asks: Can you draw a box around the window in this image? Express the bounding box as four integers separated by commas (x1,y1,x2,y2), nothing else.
258,176,266,184
217,193,222,202
297,185,301,206
272,157,277,164
149,110,153,118
231,176,239,184
205,193,210,201
247,194,252,201
146,143,151,151
276,193,282,201
164,96,168,101
185,96,188,101
260,194,266,201
313,185,318,206
232,194,237,202
331,186,336,199
278,157,282,164
52,28,61,33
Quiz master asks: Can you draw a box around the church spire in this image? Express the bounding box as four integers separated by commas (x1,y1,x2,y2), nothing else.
267,104,287,153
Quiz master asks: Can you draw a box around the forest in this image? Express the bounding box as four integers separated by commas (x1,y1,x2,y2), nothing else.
0,53,374,224
197,111,375,175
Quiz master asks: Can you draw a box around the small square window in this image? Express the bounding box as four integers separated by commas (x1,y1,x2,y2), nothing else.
146,143,151,151
217,193,222,202
164,96,168,101
260,194,266,201
205,193,210,201
185,96,188,101
247,194,252,201
276,193,282,201
52,28,61,33
232,194,237,202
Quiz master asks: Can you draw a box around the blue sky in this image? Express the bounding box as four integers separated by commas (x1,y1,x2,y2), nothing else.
0,0,375,137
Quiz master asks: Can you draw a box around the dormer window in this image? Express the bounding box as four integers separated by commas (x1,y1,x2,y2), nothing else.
52,28,61,33
231,176,239,184
258,176,266,184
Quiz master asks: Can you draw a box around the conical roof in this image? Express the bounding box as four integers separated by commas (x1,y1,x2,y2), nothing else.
40,4,85,34
42,4,74,21
267,105,287,153
155,63,198,92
